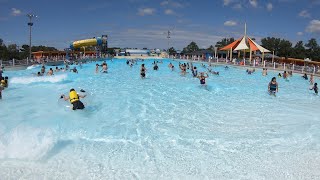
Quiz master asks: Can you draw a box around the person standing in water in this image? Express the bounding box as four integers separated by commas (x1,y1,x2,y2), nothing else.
197,72,209,85
192,67,198,77
153,63,159,70
310,83,318,95
41,65,46,75
302,73,308,80
101,62,108,73
47,68,54,76
283,71,288,79
95,64,99,73
140,64,146,78
268,77,279,96
262,68,268,76
0,66,3,79
309,74,314,85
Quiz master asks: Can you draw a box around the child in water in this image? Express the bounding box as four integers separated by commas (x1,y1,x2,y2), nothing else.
310,83,318,95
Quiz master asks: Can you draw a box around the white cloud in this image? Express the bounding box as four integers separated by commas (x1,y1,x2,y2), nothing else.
306,19,320,33
160,1,184,8
107,27,227,50
297,32,303,36
224,20,237,26
232,3,242,9
223,0,232,6
171,2,184,8
299,10,311,18
160,1,169,6
164,9,175,15
267,3,273,11
11,8,22,16
138,8,156,16
249,0,258,8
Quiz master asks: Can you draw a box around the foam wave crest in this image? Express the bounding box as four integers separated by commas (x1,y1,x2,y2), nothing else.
0,126,57,160
26,65,40,70
11,74,67,84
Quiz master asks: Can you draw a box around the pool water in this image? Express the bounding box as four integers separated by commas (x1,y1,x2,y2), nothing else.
0,59,320,179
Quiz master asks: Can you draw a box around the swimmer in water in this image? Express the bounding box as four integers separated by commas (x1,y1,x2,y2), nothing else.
47,68,54,76
283,71,288,79
192,67,198,77
208,68,219,75
262,68,268,76
72,67,78,73
310,83,318,95
101,62,108,73
168,62,174,71
61,88,86,110
268,77,278,96
302,73,308,80
41,65,46,74
95,64,99,73
140,64,146,78
309,74,314,85
153,63,159,71
197,72,209,85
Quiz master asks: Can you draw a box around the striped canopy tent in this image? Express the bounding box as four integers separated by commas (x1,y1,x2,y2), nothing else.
219,24,271,62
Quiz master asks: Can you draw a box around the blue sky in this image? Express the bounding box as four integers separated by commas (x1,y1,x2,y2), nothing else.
0,0,319,50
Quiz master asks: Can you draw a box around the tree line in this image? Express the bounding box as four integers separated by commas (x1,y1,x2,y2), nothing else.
170,37,320,62
0,38,58,61
2,36,320,62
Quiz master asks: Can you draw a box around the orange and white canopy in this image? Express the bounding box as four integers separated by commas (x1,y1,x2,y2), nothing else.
220,36,270,53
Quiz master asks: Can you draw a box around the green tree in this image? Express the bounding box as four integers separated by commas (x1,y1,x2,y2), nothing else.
7,44,20,60
182,41,199,53
206,45,214,51
215,38,235,48
168,47,177,55
261,37,281,55
292,41,306,59
31,45,58,52
0,43,9,60
305,38,320,61
278,39,292,58
19,44,30,59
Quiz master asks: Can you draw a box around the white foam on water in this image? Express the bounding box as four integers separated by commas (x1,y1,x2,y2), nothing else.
26,65,40,70
10,74,67,84
0,126,57,160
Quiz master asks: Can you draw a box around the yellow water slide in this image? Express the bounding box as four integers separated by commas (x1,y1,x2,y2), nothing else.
70,36,107,49
72,38,98,49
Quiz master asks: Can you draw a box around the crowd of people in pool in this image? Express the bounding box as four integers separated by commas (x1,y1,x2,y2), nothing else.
244,67,317,96
0,59,318,110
